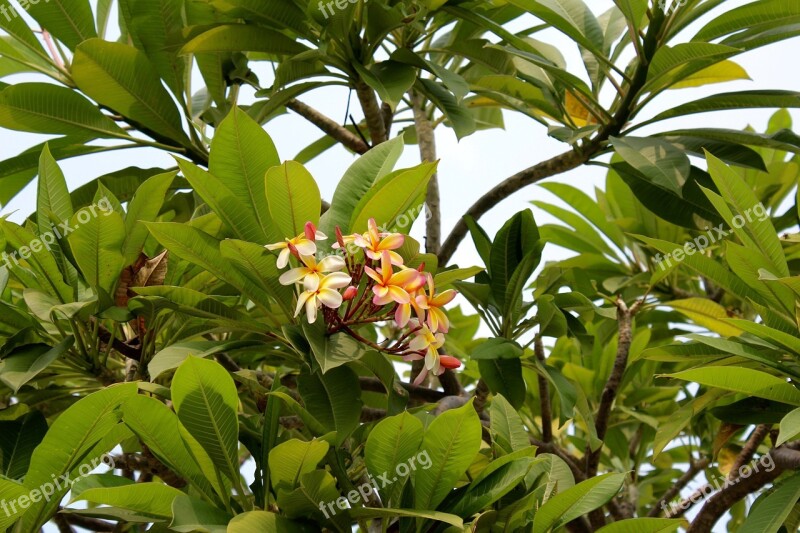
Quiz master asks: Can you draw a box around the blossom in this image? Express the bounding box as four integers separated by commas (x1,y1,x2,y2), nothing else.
265,222,327,269
415,273,457,333
278,254,345,287
394,268,427,327
364,251,421,306
295,272,351,323
405,320,446,385
351,218,405,265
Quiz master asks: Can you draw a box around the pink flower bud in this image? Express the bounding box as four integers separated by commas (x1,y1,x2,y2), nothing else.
342,286,358,301
304,221,317,241
439,355,461,370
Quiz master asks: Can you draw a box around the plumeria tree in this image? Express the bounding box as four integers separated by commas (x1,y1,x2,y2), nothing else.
2,0,800,532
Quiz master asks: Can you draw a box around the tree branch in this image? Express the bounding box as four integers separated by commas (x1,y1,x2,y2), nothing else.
285,99,369,154
410,89,441,255
61,513,115,532
687,453,783,533
586,297,641,478
534,336,553,443
354,79,386,146
436,18,658,266
648,457,710,517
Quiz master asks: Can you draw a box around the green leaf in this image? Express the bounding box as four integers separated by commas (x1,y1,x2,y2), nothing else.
665,367,800,406
508,0,604,56
479,358,526,409
320,136,404,239
433,266,484,289
70,475,184,520
777,407,800,447
68,208,126,294
210,106,280,240
181,24,309,55
472,338,524,360
693,0,800,43
359,60,416,109
119,0,187,96
228,511,313,532
350,162,436,234
349,507,464,527
365,411,424,506
413,399,482,510
122,171,176,264
26,0,97,49
170,494,231,533
177,158,266,243
667,298,744,337
0,477,27,529
644,43,741,94
705,152,788,277
489,209,540,309
642,90,800,127
533,473,626,533
19,383,137,531
739,472,800,533
489,394,531,455
171,357,240,483
0,83,126,138
0,410,48,479
610,136,689,195
72,39,191,146
416,79,476,139
596,518,682,533
0,337,73,392
265,161,321,239
0,218,73,301
297,366,362,444
145,222,274,310
36,144,73,232
121,395,221,504
268,438,329,496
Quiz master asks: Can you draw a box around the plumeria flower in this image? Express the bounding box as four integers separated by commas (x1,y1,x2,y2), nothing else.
352,218,405,265
405,320,446,385
295,272,351,323
278,254,345,288
365,251,420,306
265,222,327,269
416,273,457,333
394,268,427,327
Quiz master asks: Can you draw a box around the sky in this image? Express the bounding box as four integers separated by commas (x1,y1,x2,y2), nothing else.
2,1,799,531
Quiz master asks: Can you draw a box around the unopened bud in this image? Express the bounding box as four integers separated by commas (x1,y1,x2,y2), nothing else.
439,355,461,370
343,286,358,300
304,221,317,241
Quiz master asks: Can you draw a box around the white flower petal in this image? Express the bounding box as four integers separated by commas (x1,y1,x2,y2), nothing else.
318,255,346,272
321,272,352,289
279,267,309,286
305,297,318,323
317,288,343,309
295,240,317,256
276,248,291,269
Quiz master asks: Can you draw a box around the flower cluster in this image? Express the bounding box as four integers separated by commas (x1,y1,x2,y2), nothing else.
266,219,461,384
